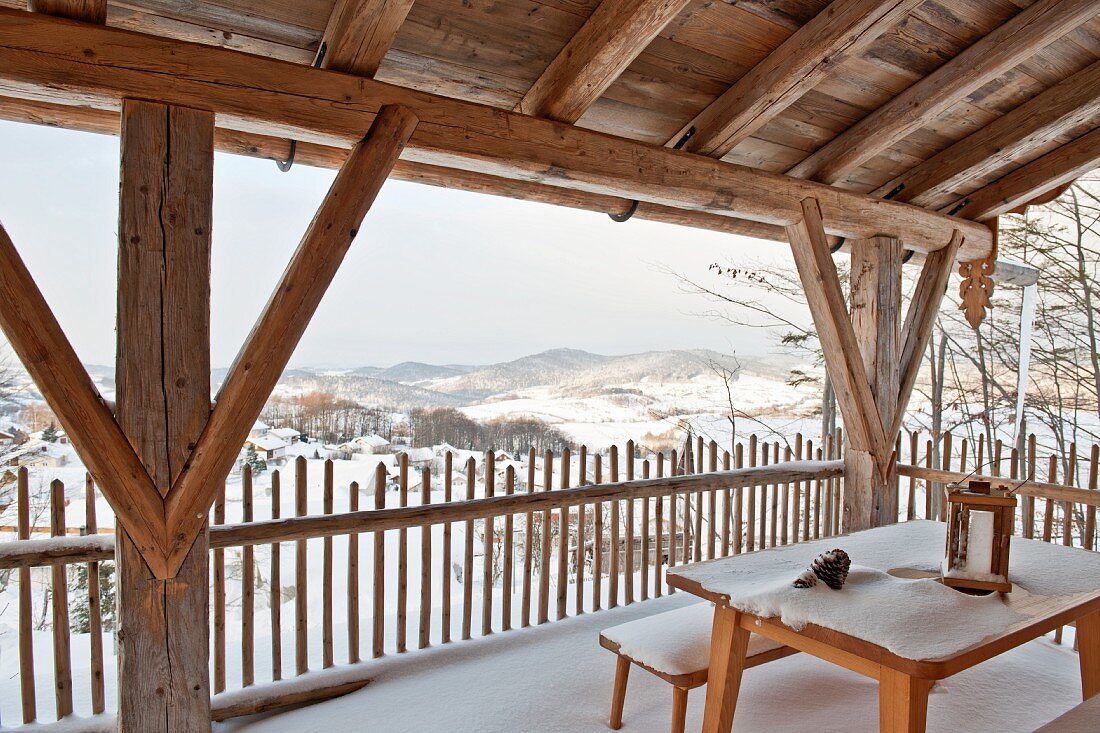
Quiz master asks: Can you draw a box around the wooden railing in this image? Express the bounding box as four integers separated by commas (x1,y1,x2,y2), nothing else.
896,429,1100,550
0,436,843,728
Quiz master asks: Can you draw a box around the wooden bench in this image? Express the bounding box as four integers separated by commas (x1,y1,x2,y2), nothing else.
600,603,797,733
1034,695,1100,732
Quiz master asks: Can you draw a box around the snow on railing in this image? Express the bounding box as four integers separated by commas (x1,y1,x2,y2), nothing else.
0,435,845,728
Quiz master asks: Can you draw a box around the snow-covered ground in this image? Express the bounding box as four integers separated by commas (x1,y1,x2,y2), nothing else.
216,593,1086,733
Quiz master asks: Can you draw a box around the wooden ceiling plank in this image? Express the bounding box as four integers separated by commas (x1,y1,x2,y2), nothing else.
320,0,416,77
516,0,694,123
675,0,924,159
27,0,104,24
161,105,418,575
890,230,962,441
786,198,891,467
0,8,993,258
879,59,1100,205
787,0,1100,184
0,221,166,573
952,126,1100,221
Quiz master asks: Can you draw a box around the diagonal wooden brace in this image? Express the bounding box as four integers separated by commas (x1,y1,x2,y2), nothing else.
787,198,892,475
890,231,964,442
0,223,168,573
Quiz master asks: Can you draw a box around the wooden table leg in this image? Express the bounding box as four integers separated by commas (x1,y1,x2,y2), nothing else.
1078,609,1100,700
701,606,750,733
878,667,931,733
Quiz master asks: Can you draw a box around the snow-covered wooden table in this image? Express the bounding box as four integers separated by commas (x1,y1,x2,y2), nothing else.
665,521,1100,733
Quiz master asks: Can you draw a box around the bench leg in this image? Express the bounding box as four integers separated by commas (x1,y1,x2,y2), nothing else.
610,656,630,729
701,606,750,733
671,687,688,733
879,667,931,733
1078,609,1100,700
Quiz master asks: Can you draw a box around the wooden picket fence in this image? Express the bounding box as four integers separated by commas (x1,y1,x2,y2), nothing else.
0,435,842,727
1,427,1098,727
898,429,1100,550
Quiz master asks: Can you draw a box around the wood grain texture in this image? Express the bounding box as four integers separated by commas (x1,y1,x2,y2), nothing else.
879,60,1100,207
0,95,823,247
849,237,901,527
0,9,994,259
49,480,73,719
787,0,1100,184
1079,609,1100,699
516,0,693,123
786,199,890,470
115,99,213,733
162,104,418,574
677,0,923,159
320,0,415,77
27,0,104,23
878,668,932,733
953,127,1100,221
700,606,750,733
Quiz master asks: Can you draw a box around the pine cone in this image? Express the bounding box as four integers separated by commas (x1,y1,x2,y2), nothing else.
811,549,851,590
792,570,818,588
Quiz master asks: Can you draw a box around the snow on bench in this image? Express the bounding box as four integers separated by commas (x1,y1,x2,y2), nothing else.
599,603,796,733
600,602,785,677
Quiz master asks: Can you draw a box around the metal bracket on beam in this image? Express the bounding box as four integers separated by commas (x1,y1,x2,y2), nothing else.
277,44,328,173
608,126,696,223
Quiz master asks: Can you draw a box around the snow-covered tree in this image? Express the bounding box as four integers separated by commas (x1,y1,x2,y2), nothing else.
245,444,268,475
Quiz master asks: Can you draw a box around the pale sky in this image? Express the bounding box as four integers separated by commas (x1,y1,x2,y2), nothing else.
0,121,800,368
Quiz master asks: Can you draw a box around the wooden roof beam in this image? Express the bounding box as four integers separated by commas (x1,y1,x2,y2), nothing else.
951,126,1100,221
877,59,1100,207
516,0,693,124
0,94,814,244
0,8,993,258
27,0,104,24
318,0,415,77
787,0,1100,184
674,0,923,159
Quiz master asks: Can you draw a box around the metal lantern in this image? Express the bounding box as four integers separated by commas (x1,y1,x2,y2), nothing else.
943,481,1016,594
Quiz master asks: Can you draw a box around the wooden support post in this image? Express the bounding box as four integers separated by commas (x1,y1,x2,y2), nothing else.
114,99,213,732
786,200,892,527
848,237,902,528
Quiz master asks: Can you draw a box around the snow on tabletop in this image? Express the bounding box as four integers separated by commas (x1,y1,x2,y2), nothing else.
669,521,1100,661
601,603,783,676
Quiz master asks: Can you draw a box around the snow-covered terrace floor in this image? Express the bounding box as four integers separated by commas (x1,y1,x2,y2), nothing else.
218,594,1086,733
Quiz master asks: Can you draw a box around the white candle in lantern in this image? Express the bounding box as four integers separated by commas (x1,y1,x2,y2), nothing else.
966,510,995,576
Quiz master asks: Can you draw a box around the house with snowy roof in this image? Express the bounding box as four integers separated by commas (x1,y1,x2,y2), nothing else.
354,433,391,454
244,432,287,465
270,426,301,443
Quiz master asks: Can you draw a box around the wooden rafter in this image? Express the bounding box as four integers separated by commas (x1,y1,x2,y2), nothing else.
0,223,167,573
877,60,1100,207
674,0,922,159
890,231,964,442
787,0,1100,184
162,104,418,574
27,0,104,23
786,198,891,470
952,127,1100,221
516,0,692,124
0,8,994,259
319,0,415,77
